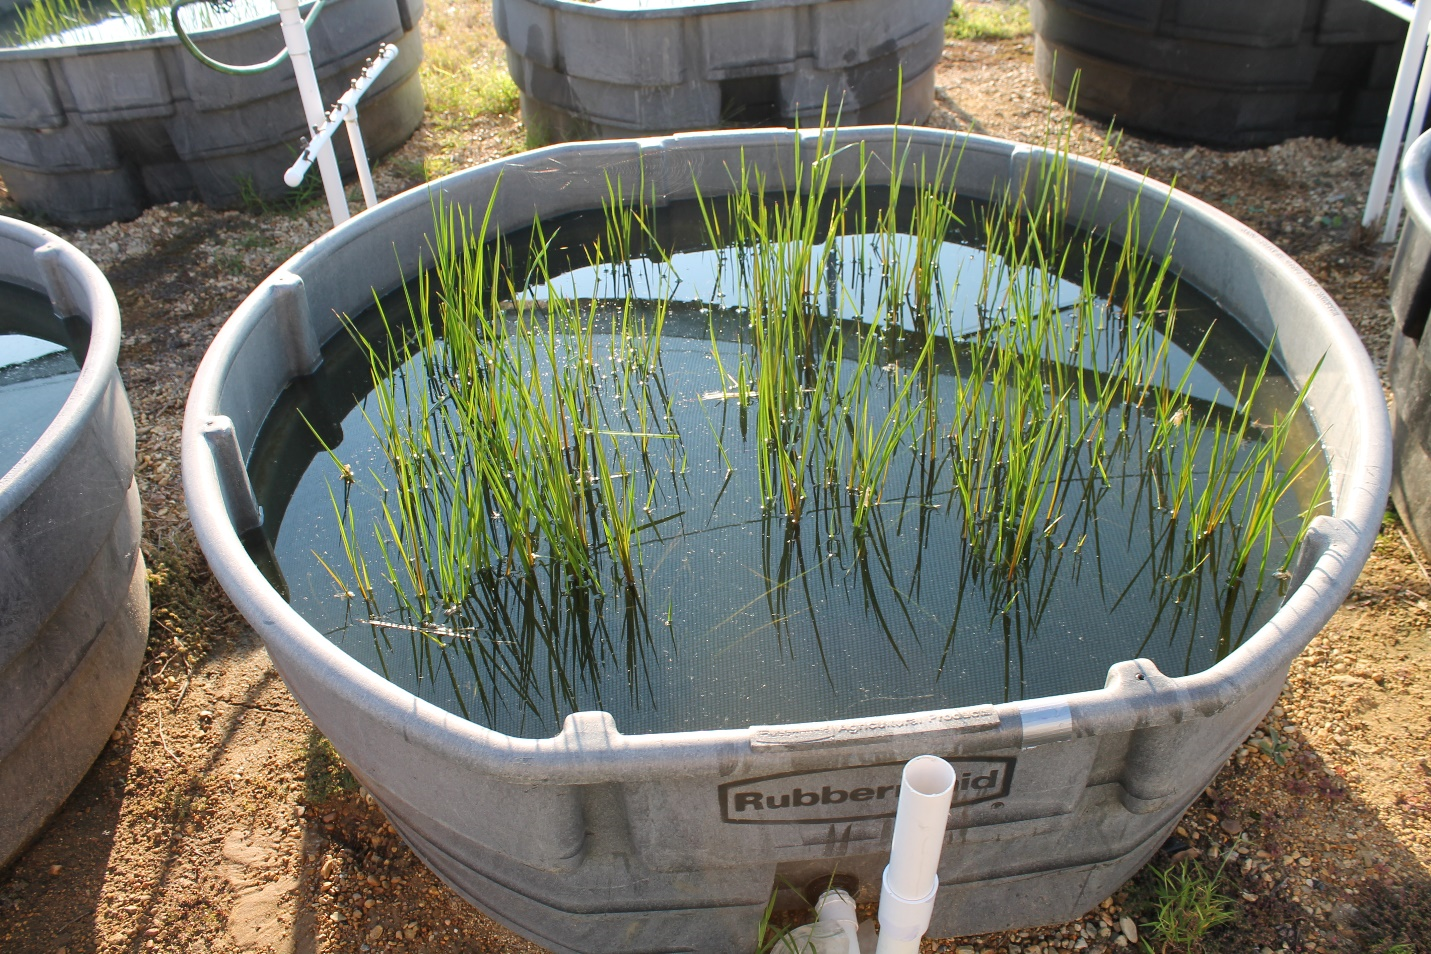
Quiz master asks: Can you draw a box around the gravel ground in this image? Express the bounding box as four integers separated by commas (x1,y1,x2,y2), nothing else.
0,15,1428,954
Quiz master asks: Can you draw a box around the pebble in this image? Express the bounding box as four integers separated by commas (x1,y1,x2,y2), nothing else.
48,864,62,876
1219,817,1243,836
1118,917,1137,944
367,924,384,942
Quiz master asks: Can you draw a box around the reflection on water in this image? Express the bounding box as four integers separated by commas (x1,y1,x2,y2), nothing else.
0,282,83,478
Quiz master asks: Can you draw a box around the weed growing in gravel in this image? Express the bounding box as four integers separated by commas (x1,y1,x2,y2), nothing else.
754,889,796,954
1251,725,1294,766
1137,859,1237,954
236,166,328,218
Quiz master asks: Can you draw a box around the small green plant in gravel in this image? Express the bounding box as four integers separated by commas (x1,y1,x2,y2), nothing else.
1138,859,1237,953
1251,725,1294,766
236,165,328,217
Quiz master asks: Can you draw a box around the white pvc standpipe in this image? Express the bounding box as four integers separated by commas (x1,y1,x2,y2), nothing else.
874,756,956,954
1364,0,1431,230
273,0,350,226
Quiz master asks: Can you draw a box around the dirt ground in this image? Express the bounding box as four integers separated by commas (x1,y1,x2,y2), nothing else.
1,12,1429,954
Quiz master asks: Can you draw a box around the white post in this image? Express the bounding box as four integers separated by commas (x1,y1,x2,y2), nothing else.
273,0,349,226
874,756,956,954
1363,0,1431,231
344,107,378,209
1383,39,1431,242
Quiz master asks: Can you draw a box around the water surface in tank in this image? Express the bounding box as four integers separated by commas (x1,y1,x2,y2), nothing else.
0,281,82,479
248,192,1327,739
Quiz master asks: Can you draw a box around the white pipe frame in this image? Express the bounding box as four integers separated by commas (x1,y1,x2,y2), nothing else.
1361,0,1413,21
284,42,400,211
1363,0,1431,237
874,756,956,954
272,0,350,226
1382,50,1431,243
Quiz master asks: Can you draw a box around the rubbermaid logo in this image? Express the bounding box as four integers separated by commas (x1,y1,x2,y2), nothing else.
719,757,1015,824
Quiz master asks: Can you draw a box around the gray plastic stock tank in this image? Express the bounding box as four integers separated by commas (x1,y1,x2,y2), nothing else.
183,127,1390,953
493,0,951,144
0,216,147,866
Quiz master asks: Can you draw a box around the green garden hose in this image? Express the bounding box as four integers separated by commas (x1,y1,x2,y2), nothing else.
169,0,326,75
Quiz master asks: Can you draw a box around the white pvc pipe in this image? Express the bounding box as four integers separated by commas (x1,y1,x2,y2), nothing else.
874,756,956,954
345,110,378,209
775,889,862,954
1383,38,1431,242
273,0,349,226
813,889,862,954
284,42,399,211
1363,0,1431,229
1361,0,1413,23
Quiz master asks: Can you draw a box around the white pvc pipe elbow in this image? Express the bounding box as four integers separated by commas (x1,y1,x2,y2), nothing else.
781,889,862,954
874,755,956,954
814,889,861,954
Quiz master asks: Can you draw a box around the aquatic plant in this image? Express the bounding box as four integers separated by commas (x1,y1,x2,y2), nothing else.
303,124,1328,729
